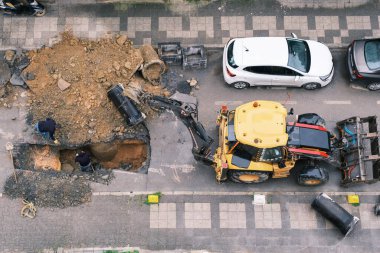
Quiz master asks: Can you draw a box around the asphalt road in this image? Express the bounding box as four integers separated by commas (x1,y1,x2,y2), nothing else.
141,47,380,194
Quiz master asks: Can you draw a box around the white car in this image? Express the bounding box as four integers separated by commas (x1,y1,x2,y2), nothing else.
223,34,334,90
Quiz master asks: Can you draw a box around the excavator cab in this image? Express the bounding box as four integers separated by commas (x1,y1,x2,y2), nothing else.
215,100,332,185
214,101,293,183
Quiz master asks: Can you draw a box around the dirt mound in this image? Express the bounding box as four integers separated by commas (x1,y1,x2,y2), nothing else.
24,32,169,146
4,170,92,208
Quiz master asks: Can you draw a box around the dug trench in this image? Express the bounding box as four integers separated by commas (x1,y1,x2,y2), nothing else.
4,135,150,208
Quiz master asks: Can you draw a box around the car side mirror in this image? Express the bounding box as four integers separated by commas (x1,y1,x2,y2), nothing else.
291,33,298,39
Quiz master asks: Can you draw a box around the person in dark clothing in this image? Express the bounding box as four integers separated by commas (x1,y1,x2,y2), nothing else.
75,151,93,172
35,118,58,143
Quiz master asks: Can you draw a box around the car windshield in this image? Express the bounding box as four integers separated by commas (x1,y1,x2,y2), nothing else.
364,40,380,70
227,41,238,68
287,39,311,73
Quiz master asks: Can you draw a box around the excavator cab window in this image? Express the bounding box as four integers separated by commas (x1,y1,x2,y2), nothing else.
231,143,284,164
259,147,284,162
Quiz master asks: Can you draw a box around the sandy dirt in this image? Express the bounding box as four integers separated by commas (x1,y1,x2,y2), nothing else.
24,32,169,146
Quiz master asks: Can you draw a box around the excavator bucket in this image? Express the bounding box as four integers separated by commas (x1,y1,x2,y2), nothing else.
335,116,380,186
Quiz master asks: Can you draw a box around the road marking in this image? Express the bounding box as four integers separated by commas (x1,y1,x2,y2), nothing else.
282,100,297,105
270,87,287,90
215,100,297,106
160,164,195,173
323,100,351,105
148,168,166,176
215,101,243,106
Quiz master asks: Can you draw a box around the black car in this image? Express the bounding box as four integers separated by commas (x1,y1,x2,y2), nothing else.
347,38,380,90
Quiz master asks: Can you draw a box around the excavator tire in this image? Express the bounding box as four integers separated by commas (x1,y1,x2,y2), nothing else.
227,170,269,184
297,164,329,186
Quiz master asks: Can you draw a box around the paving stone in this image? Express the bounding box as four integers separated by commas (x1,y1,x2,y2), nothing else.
219,203,246,229
358,204,380,229
288,203,318,229
185,202,211,229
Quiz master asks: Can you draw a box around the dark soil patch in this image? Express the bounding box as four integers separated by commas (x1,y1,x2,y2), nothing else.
4,170,92,208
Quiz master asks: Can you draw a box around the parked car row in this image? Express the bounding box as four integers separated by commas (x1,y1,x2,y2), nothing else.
223,34,380,91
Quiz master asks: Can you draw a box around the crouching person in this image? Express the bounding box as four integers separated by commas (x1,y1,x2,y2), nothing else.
75,151,94,172
35,118,59,144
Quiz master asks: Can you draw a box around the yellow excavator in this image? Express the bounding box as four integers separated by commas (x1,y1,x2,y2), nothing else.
146,96,380,186
213,100,331,185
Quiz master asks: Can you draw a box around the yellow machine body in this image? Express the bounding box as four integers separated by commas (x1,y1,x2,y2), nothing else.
214,100,295,182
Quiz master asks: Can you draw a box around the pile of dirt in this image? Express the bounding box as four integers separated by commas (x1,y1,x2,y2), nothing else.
24,32,169,146
4,170,92,208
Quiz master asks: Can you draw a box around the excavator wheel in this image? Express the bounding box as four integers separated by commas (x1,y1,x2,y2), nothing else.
297,163,329,186
227,170,269,184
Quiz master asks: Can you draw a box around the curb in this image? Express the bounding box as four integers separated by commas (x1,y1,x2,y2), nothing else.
0,191,378,198
91,191,380,197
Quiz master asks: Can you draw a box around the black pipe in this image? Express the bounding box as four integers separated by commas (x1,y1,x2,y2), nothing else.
311,193,359,236
107,84,144,126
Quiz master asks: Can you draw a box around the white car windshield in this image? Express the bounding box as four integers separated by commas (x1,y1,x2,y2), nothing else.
287,39,311,73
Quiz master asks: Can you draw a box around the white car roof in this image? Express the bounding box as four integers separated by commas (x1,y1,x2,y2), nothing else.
233,37,289,67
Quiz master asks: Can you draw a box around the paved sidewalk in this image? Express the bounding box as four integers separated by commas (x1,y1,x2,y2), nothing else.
0,192,379,252
0,0,380,50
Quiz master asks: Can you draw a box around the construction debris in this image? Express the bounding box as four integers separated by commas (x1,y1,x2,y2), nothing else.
2,32,174,208
23,32,169,146
4,50,15,62
187,78,198,87
57,78,71,91
140,44,166,86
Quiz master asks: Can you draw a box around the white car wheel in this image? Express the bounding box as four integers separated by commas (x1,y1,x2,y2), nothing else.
232,81,249,89
303,82,321,90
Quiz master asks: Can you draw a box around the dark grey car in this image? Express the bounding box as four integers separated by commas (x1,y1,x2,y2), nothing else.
347,38,380,90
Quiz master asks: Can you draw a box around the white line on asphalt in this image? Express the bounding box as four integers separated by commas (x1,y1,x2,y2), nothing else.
323,100,351,105
270,87,287,90
91,191,380,196
282,100,297,105
214,101,243,106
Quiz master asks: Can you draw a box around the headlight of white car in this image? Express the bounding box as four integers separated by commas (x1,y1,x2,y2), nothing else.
319,67,334,81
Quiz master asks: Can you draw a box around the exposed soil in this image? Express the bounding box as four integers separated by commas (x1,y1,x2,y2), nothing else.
3,32,172,208
24,32,169,146
100,140,147,170
33,145,61,171
59,140,148,172
4,170,92,208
